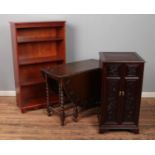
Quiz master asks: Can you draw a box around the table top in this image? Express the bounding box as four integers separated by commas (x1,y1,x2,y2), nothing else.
99,52,145,63
42,59,100,80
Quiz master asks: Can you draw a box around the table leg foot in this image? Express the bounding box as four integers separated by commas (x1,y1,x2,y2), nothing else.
47,109,53,116
60,112,65,126
73,106,78,122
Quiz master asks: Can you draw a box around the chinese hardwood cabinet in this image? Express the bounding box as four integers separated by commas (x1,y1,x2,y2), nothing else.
99,52,145,133
10,21,66,113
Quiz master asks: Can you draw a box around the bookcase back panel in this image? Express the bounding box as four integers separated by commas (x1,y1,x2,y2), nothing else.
57,27,65,37
17,27,58,38
57,41,65,59
21,84,46,105
19,62,62,85
18,42,57,59
21,84,59,106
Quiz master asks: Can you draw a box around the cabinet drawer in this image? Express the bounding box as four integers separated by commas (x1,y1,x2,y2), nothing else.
105,63,122,77
125,64,141,77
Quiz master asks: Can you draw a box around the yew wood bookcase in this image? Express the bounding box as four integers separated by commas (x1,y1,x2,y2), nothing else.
10,21,66,113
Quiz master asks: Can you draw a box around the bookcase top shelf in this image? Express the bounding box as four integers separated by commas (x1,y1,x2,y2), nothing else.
11,21,66,29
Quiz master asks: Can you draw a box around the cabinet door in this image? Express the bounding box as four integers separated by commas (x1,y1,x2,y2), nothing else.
122,64,142,124
102,78,121,124
101,63,122,124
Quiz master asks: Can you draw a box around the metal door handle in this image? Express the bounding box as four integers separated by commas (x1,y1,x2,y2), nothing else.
122,91,125,96
118,91,125,96
119,91,122,96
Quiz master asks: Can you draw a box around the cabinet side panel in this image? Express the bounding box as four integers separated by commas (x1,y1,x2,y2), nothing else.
57,23,66,63
135,63,145,125
10,23,21,106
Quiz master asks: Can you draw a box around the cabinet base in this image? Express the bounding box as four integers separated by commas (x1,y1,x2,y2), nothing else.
21,103,47,113
99,125,139,134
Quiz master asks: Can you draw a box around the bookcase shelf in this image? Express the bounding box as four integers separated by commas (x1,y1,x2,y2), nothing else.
17,36,63,43
10,21,66,113
21,94,59,113
15,21,65,29
19,56,64,66
20,79,45,87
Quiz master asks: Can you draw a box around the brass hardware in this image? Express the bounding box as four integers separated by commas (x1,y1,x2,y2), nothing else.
119,91,125,96
122,91,125,96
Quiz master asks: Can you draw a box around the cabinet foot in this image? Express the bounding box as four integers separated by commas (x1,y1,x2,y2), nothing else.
99,128,108,134
132,129,139,134
47,106,52,116
47,110,53,116
21,109,26,113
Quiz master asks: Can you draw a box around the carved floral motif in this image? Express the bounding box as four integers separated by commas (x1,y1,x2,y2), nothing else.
107,64,121,76
106,79,118,122
124,80,137,121
127,64,139,77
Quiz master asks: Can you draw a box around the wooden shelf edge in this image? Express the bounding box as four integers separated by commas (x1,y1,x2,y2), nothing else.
20,79,45,87
19,57,64,65
17,37,64,43
15,22,65,29
20,98,59,113
21,103,46,113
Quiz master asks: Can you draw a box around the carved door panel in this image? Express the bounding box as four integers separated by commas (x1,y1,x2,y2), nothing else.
101,63,122,124
121,64,142,124
99,52,144,133
103,78,122,124
122,78,140,124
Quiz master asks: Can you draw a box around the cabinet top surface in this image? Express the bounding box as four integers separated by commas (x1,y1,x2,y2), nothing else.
10,21,66,24
10,21,66,28
42,59,100,79
99,52,145,63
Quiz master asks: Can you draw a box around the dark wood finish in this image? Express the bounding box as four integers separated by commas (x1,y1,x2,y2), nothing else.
42,59,101,125
99,52,145,133
10,21,66,113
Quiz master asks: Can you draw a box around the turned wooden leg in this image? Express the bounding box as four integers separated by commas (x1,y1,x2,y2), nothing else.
47,106,52,116
45,75,52,116
59,80,65,126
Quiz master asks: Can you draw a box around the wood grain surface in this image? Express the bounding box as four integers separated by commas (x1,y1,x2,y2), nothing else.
0,97,154,140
